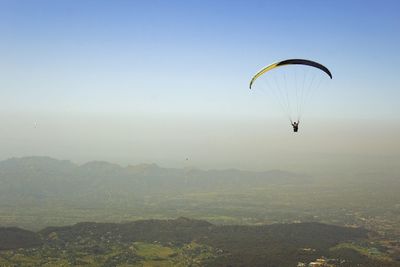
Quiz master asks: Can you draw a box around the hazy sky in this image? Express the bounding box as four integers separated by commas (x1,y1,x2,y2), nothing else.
0,0,399,170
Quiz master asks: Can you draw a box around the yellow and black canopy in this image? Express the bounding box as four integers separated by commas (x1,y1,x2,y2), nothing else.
249,59,332,89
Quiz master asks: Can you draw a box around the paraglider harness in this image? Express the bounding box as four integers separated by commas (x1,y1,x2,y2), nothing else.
291,120,299,132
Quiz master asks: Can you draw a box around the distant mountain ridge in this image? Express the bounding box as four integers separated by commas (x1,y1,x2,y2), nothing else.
0,156,302,176
0,156,308,203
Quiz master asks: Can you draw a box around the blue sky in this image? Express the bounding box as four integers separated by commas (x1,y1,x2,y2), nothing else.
1,0,399,117
0,0,399,168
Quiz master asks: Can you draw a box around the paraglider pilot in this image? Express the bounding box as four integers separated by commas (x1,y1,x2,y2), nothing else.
291,120,299,132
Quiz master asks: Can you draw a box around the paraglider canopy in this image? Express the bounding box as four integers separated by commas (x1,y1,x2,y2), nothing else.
249,59,332,89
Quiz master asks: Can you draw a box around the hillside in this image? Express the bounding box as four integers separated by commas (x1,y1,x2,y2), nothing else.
0,227,42,250
2,218,396,267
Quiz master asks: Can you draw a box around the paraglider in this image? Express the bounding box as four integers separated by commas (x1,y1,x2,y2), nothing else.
249,59,332,132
